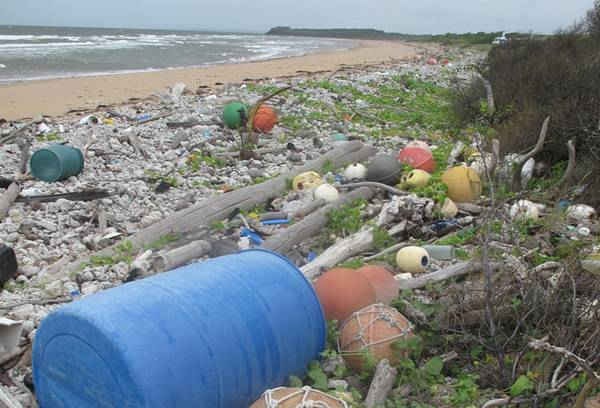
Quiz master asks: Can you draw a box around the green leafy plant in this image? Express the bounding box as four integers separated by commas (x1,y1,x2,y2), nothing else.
327,199,366,237
510,374,535,397
144,234,179,251
450,374,480,406
307,361,328,391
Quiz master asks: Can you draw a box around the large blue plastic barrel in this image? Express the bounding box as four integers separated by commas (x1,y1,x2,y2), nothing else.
33,249,326,407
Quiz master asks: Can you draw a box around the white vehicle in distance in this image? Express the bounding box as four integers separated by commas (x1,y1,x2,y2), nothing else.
492,32,508,45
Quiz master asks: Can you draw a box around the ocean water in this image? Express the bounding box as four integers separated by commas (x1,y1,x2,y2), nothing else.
0,25,353,83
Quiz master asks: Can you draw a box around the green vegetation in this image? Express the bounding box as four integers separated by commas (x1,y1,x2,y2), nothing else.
89,240,135,267
36,132,62,142
373,227,394,251
144,170,179,187
186,152,226,171
267,26,521,48
144,234,178,251
327,199,366,237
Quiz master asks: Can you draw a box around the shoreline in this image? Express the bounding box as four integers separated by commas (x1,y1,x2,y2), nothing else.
0,40,422,121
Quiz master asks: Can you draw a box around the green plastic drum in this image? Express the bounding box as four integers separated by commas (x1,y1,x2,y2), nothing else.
30,144,84,182
223,102,248,129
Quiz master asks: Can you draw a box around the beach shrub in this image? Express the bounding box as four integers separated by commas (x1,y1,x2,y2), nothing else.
452,8,600,205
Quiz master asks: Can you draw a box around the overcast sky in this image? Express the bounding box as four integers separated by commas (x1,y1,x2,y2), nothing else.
0,0,594,34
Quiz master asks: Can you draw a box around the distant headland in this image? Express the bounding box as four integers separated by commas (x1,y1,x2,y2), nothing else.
266,27,516,46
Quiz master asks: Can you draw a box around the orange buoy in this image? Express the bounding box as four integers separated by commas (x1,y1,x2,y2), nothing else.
339,304,414,371
250,387,348,407
356,265,399,305
253,105,277,133
397,146,436,173
314,268,376,323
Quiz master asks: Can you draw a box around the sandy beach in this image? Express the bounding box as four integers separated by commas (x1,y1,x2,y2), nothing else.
0,40,421,121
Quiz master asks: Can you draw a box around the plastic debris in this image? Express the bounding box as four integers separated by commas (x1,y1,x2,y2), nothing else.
331,133,348,142
314,268,376,322
30,144,84,182
292,171,322,191
339,304,414,371
366,155,402,186
253,105,277,133
397,146,435,173
79,115,99,125
396,246,430,274
0,244,17,286
440,198,458,218
401,169,431,188
343,163,368,181
510,200,540,221
0,318,23,356
422,245,456,260
566,204,596,224
441,165,482,203
356,265,399,305
223,101,248,129
251,386,348,408
314,183,340,202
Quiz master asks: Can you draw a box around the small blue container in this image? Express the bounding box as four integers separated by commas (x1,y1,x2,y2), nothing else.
33,249,325,407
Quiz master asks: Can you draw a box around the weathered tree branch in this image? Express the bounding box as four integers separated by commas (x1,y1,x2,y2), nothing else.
512,116,550,190
365,359,397,408
339,182,407,196
528,338,600,382
558,139,576,189
301,228,375,279
397,262,501,290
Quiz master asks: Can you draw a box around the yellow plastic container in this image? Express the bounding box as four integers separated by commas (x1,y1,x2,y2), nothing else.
441,165,482,203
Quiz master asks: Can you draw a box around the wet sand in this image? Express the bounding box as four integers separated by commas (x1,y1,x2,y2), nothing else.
0,40,421,121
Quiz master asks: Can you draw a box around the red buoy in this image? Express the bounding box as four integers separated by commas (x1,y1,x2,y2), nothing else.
398,146,436,173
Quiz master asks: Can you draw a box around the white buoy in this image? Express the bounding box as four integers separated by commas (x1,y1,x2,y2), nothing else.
343,163,367,181
510,200,540,221
314,184,340,203
396,246,430,274
566,204,596,224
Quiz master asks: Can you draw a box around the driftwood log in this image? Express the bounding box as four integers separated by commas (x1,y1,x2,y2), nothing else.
0,183,20,221
365,359,397,408
0,385,23,408
397,261,501,290
262,187,374,255
512,116,550,190
151,240,212,273
63,141,376,276
301,228,375,279
16,189,112,204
